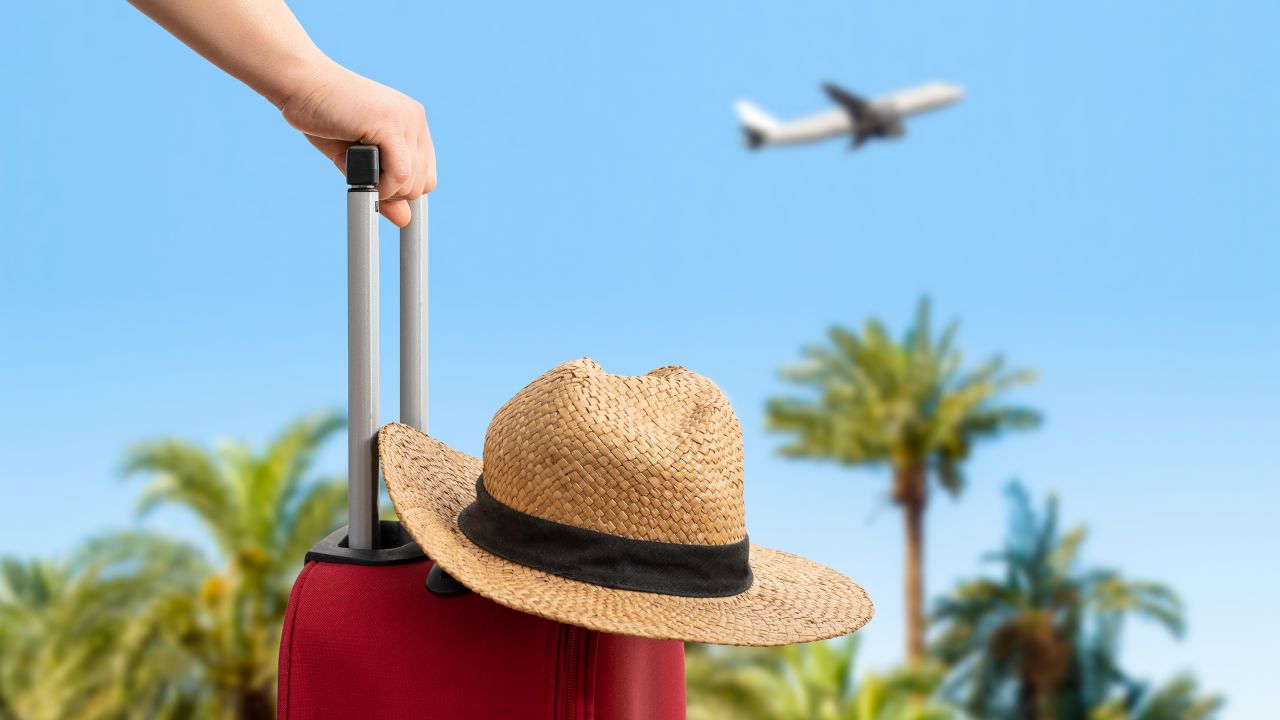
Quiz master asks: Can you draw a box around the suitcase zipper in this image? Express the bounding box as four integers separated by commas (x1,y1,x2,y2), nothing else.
558,625,591,720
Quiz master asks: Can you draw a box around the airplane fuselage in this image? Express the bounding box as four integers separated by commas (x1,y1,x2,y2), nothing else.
761,108,852,146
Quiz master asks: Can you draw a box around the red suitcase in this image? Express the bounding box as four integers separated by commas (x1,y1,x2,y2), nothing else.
276,146,686,719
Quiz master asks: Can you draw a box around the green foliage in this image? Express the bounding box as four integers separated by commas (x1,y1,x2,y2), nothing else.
931,483,1219,720
0,412,347,720
686,637,965,720
0,535,208,719
1091,675,1225,720
766,298,1040,495
0,408,1228,720
120,411,347,719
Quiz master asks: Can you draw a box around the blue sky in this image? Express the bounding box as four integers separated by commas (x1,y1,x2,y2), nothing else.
2,1,1277,715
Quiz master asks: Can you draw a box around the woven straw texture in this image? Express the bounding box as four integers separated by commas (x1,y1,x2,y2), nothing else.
380,358,874,646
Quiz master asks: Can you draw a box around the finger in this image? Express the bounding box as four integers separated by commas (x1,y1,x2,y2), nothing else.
410,103,436,195
418,123,437,195
400,121,423,198
376,124,414,202
381,198,410,227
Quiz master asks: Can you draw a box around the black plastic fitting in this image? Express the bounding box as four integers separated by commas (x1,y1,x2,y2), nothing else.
346,145,380,187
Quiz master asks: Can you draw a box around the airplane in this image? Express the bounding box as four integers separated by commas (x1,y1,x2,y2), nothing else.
735,82,964,150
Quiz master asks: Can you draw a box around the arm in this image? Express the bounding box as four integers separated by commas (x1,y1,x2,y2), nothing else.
129,0,434,226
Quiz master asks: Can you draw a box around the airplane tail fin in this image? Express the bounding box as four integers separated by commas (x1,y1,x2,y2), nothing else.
734,100,780,149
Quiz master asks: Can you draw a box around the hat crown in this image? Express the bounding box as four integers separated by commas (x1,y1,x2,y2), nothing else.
481,358,746,545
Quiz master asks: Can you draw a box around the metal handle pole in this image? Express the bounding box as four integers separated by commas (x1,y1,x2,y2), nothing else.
346,146,380,551
400,196,427,433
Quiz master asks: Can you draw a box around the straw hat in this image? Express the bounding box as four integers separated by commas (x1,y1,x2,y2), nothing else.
379,358,873,646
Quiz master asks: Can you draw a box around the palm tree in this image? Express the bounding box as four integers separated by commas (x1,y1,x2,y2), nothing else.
0,534,208,720
931,483,1210,720
0,413,346,719
123,411,347,719
686,637,964,720
767,298,1040,664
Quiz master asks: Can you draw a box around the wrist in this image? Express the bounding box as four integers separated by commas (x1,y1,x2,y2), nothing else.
267,48,338,110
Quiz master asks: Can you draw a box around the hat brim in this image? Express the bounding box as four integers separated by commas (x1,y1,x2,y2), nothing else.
379,422,874,647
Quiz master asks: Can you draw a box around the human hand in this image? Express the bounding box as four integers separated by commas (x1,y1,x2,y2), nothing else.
280,59,435,227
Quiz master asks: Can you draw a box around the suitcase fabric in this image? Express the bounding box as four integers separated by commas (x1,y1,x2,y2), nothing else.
276,146,686,719
277,558,685,719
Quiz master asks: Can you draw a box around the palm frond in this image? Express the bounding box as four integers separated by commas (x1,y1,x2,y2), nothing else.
126,439,235,551
766,298,1039,502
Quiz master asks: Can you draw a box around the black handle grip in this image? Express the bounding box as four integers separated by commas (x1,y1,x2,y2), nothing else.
346,145,380,187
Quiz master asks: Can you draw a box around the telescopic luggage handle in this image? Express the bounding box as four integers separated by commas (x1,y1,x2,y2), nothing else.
346,145,426,551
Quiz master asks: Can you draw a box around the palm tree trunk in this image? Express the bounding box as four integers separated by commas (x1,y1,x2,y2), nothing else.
895,465,927,666
239,688,275,720
1034,682,1057,720
1018,681,1039,720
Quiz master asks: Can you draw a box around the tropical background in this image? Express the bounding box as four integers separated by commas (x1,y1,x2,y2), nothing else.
2,1,1276,718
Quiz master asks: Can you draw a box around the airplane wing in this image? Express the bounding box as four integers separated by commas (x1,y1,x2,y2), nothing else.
822,83,872,124
876,83,964,116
